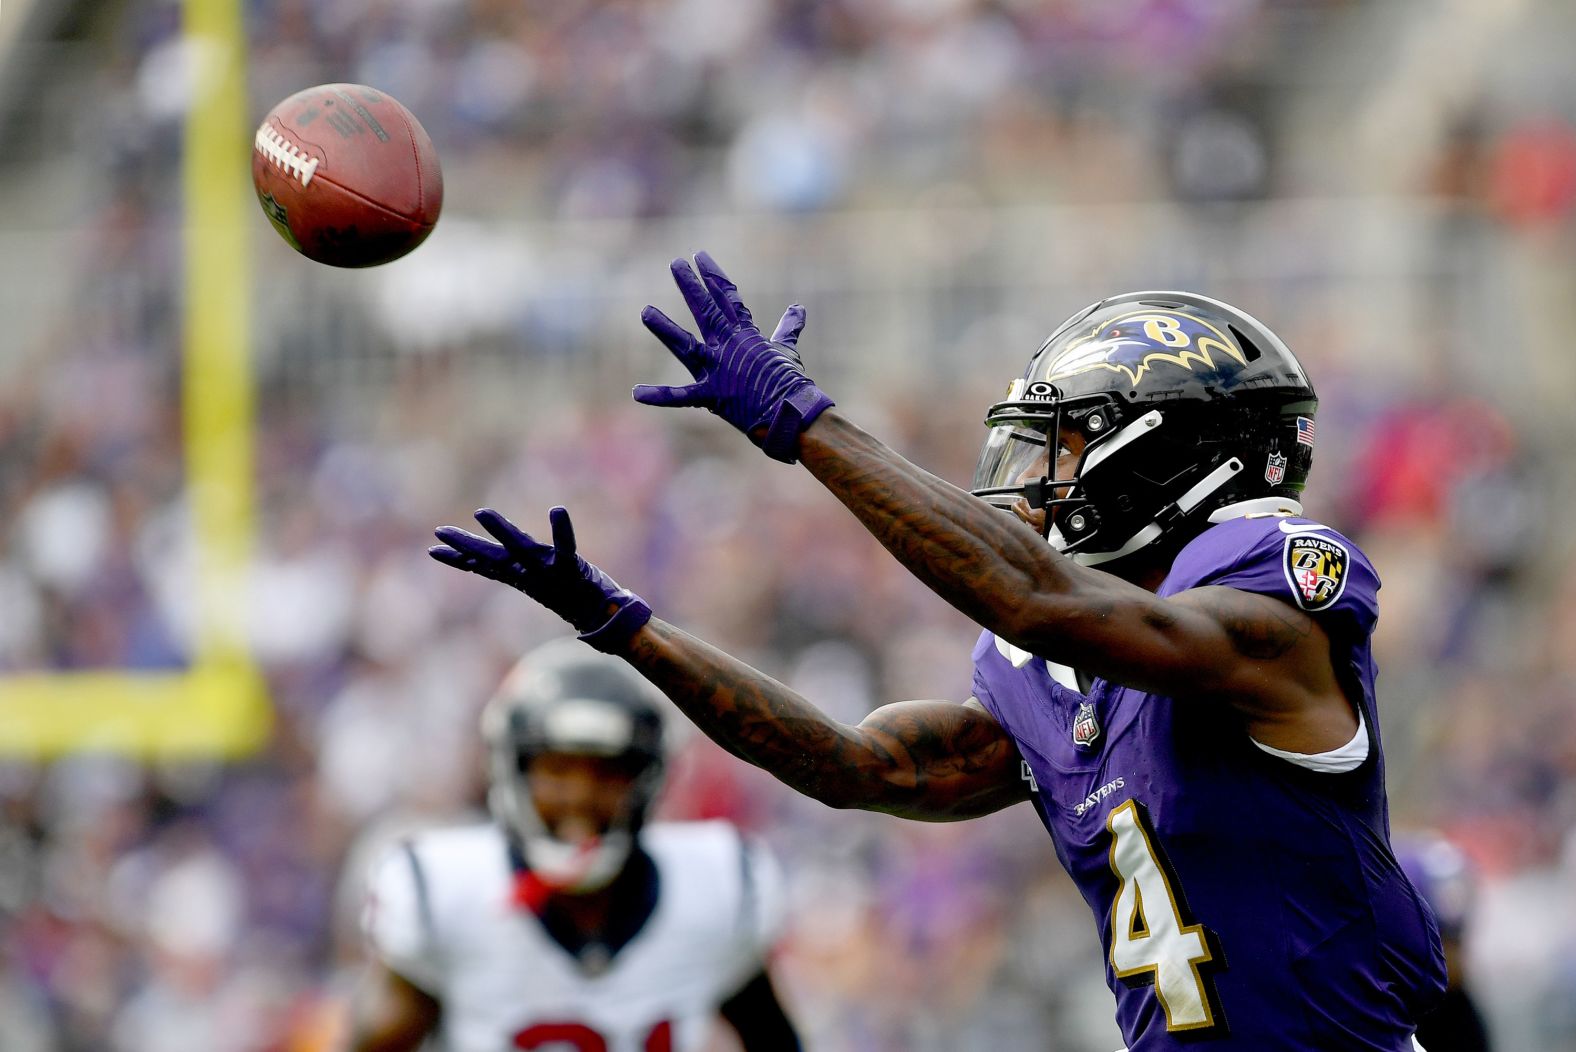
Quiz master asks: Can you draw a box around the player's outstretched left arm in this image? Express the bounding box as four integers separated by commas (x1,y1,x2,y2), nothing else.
429,508,1028,820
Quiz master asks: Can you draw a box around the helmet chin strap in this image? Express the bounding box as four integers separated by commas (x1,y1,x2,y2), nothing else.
1053,458,1246,567
1053,521,1163,567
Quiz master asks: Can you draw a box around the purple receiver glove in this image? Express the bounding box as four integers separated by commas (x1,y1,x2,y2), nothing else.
635,251,834,463
429,507,651,653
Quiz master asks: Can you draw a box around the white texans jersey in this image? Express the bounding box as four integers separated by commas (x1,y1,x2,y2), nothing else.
363,820,785,1052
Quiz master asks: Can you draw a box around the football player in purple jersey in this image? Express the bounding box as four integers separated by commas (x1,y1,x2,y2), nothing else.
431,252,1447,1050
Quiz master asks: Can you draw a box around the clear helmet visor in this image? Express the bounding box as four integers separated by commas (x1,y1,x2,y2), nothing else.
970,423,1051,509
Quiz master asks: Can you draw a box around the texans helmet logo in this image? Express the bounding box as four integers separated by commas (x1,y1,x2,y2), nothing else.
1041,309,1249,388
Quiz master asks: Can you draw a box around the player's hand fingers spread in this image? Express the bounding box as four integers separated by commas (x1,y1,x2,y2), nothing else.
669,257,726,337
633,382,712,409
427,543,477,570
429,543,513,584
547,506,578,562
695,251,753,327
770,304,806,349
473,508,544,559
431,526,509,564
640,306,710,372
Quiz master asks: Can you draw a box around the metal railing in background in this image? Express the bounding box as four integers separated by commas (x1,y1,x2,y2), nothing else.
4,194,1561,409
238,197,1542,406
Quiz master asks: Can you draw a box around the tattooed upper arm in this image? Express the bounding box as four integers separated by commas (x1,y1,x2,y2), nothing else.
1171,586,1317,662
1150,585,1340,724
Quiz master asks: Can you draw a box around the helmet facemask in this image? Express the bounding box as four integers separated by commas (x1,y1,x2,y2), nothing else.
481,646,666,896
972,383,1186,564
489,741,661,894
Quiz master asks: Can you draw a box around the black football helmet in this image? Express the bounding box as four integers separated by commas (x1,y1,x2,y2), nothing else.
971,291,1317,567
481,639,665,892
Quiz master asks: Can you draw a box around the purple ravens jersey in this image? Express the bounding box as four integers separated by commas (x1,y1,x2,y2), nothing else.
972,515,1446,1049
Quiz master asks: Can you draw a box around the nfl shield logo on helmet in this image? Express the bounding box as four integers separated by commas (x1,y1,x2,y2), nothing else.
1264,452,1287,486
1072,700,1100,748
1282,534,1349,611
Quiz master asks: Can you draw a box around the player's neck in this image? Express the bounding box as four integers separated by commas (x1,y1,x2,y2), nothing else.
546,883,622,929
1106,531,1202,592
1129,564,1168,592
1107,552,1170,593
529,844,661,970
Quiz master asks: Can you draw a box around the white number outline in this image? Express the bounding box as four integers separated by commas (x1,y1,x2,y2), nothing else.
1106,799,1225,1033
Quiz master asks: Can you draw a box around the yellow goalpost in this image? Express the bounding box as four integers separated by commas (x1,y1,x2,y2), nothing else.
0,0,270,758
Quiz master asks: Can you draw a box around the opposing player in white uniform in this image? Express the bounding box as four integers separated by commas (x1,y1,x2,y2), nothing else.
348,640,802,1052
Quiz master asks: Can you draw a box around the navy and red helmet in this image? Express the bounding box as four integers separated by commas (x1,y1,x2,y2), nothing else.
971,291,1318,567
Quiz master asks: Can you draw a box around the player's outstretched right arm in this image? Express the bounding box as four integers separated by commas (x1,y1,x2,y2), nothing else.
627,616,1027,821
428,508,1027,821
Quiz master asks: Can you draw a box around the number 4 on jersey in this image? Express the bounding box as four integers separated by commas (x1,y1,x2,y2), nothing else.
1107,799,1226,1034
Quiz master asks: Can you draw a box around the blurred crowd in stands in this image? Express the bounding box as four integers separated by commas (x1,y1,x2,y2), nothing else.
6,0,1576,1049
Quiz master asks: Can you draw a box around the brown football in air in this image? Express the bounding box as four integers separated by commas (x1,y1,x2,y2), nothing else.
252,83,443,268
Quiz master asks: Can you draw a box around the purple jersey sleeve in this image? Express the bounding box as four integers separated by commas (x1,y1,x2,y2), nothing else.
1160,516,1379,637
970,628,1088,772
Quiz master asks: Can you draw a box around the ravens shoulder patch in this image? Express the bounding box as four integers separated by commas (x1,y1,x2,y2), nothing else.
1282,533,1349,612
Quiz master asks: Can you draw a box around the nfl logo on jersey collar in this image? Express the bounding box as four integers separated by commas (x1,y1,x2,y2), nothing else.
993,639,1105,749
1072,700,1101,748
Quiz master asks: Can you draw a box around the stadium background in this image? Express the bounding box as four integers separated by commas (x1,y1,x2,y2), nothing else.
3,0,1576,1048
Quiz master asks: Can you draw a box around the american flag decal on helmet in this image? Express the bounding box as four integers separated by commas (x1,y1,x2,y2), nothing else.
1296,416,1316,447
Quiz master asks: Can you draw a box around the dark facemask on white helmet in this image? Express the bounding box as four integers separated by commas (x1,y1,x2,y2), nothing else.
481,641,665,894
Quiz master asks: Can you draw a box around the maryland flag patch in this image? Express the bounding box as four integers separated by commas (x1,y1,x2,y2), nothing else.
1282,534,1348,612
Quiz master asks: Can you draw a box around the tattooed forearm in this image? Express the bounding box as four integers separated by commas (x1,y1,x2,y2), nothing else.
799,412,1080,635
625,619,1025,821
